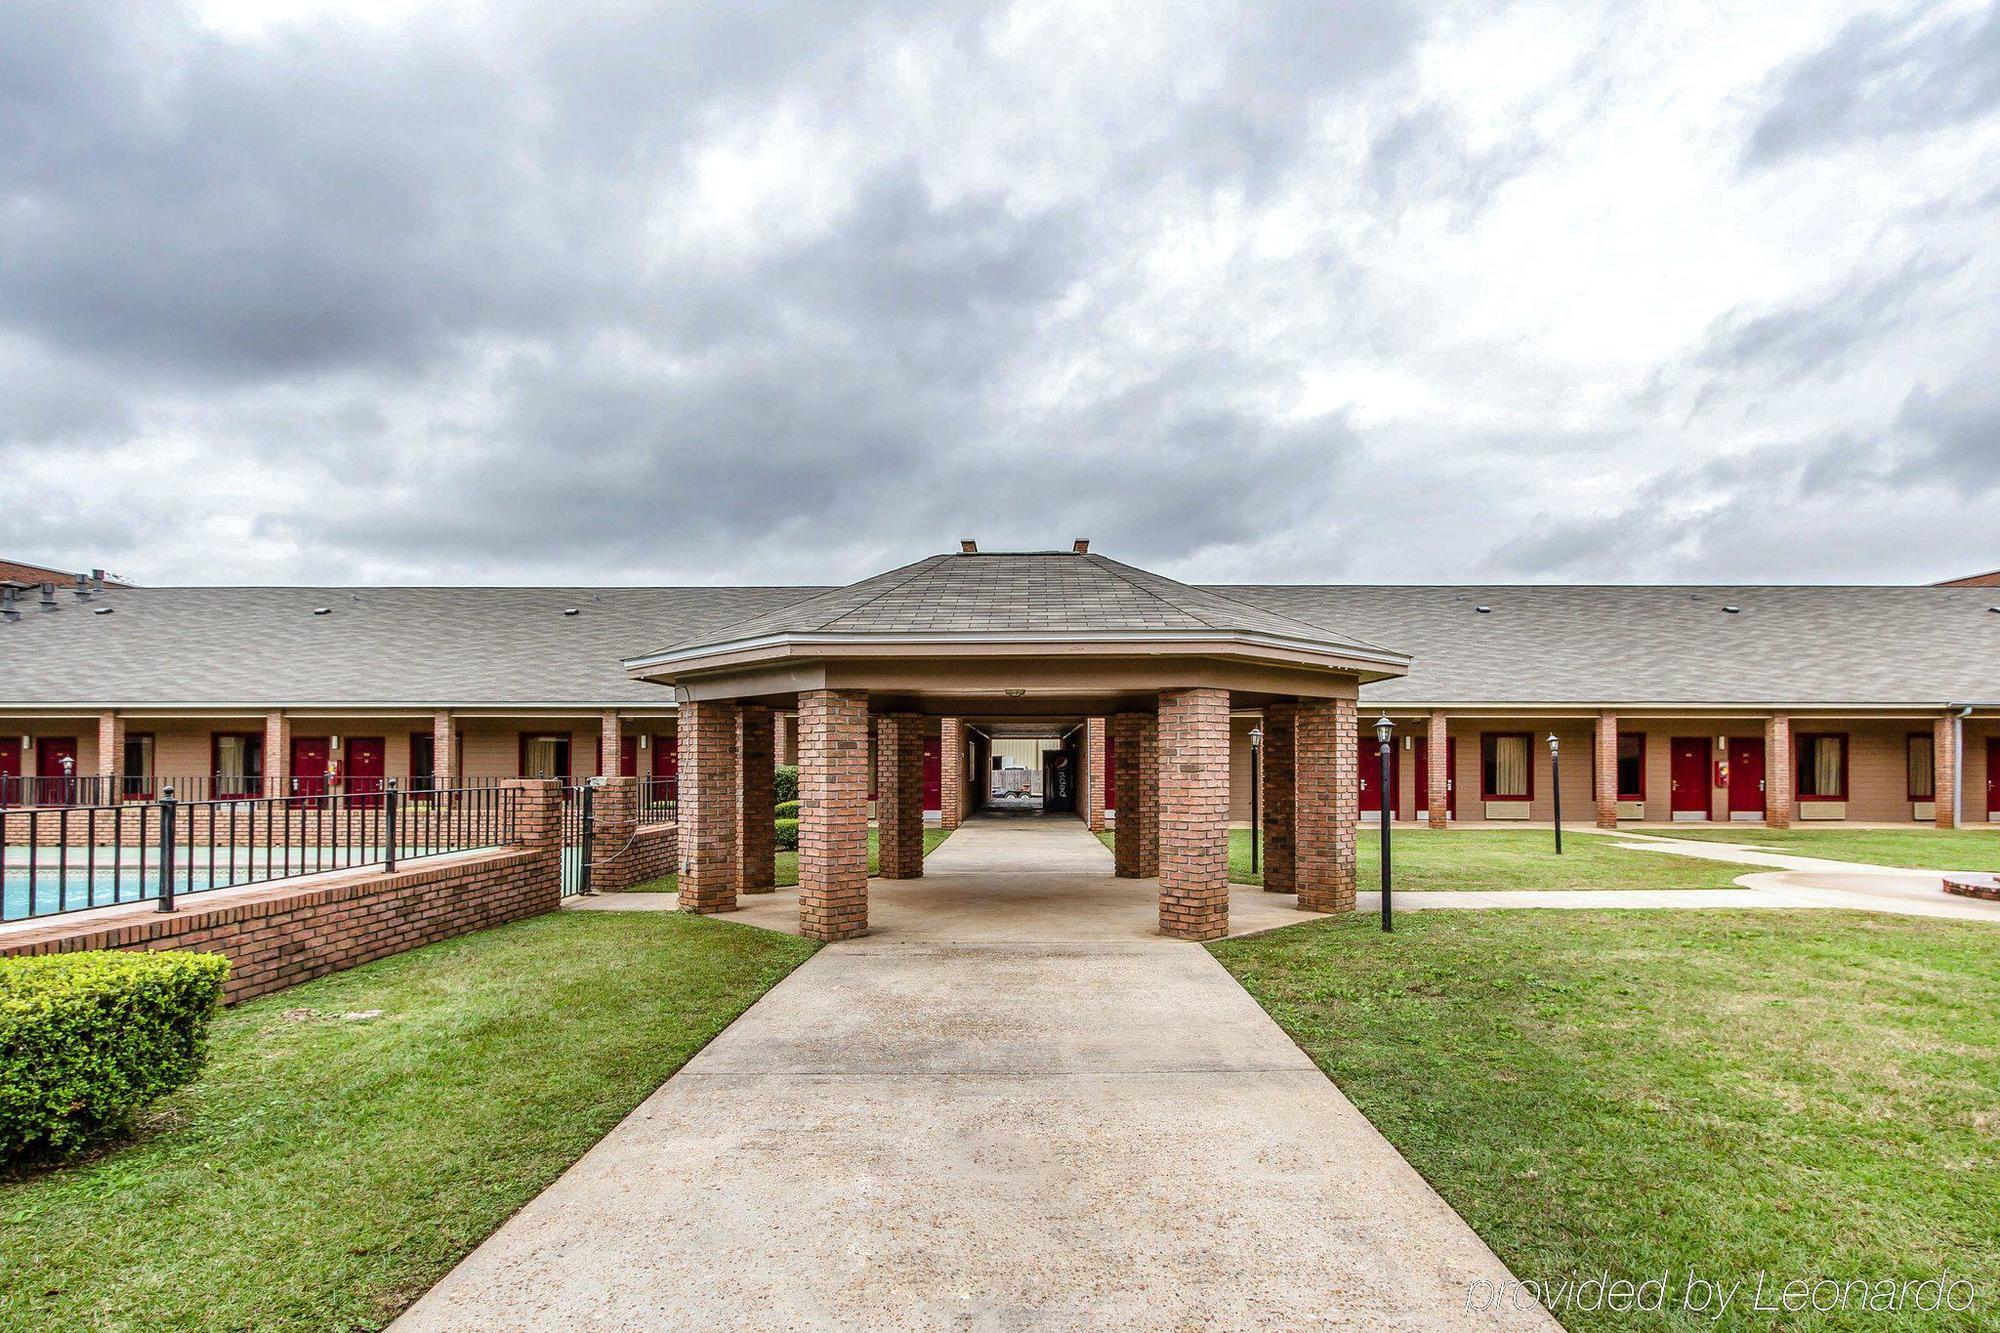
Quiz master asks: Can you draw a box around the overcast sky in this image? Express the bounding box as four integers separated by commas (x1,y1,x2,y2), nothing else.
3,0,1996,588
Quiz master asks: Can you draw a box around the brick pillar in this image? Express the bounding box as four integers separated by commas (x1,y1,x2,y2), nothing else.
504,777,564,911
876,714,926,878
600,710,623,777
1297,697,1358,914
1111,713,1158,878
1084,717,1108,832
1426,710,1450,829
1934,715,1958,830
264,711,291,798
1261,703,1297,894
96,711,124,798
1594,711,1620,829
799,689,870,941
1764,714,1792,829
737,706,776,893
590,776,639,891
431,710,454,788
1157,687,1230,941
677,700,740,914
939,717,966,830
773,712,792,768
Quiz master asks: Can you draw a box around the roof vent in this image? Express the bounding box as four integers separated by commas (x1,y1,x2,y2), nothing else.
563,608,580,616
1072,538,1090,554
39,582,57,612
1474,605,1492,614
93,606,113,615
90,569,106,592
0,587,17,621
959,539,978,554
1722,605,1741,614
72,575,91,600
312,606,331,616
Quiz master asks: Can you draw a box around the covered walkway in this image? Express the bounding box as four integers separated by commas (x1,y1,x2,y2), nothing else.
398,812,1548,1331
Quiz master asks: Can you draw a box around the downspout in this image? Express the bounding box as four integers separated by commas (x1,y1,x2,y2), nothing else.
1952,705,1972,829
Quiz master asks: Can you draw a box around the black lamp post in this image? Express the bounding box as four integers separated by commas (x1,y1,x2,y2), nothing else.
1249,725,1263,876
1548,731,1563,855
1375,714,1394,932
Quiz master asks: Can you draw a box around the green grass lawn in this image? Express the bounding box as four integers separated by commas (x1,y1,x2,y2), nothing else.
1630,826,2000,872
0,912,816,1331
1096,826,1747,891
629,826,952,892
1212,911,2000,1331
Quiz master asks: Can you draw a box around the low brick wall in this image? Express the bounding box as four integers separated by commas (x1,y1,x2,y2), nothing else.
0,779,563,1004
1943,873,2000,902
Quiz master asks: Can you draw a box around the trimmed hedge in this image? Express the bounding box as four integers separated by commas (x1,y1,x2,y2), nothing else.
775,799,801,819
1,951,230,1163
774,817,800,852
774,765,799,806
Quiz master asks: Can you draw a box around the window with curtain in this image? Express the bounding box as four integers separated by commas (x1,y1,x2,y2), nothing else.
521,734,571,780
213,733,264,798
1907,733,1935,800
1616,733,1645,800
1482,733,1531,798
1795,733,1847,799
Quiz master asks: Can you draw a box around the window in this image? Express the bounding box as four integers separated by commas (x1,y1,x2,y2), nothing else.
122,733,155,799
519,733,571,779
1481,732,1533,799
1616,733,1645,801
1907,733,1935,801
1794,733,1848,800
410,732,436,793
212,733,265,799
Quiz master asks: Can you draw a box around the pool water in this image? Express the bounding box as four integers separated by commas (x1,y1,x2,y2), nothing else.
1,845,423,922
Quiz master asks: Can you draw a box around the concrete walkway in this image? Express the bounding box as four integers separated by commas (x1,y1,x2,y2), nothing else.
399,814,1552,1331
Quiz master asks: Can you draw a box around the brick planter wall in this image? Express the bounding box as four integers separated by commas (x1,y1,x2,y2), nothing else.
0,780,562,1004
1943,873,2000,902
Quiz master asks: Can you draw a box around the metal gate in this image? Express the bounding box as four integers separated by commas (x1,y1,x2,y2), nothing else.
559,783,595,897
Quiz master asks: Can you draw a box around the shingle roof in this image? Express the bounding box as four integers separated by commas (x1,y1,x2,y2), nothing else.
0,585,825,707
1215,584,2000,706
641,552,1400,658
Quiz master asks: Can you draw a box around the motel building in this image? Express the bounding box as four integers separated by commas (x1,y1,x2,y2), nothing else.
3,544,1998,942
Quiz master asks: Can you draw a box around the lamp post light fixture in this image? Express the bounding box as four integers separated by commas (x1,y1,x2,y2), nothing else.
1374,714,1394,932
1548,731,1563,855
1249,725,1263,876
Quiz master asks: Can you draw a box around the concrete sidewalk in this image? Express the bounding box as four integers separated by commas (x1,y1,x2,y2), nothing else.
398,815,1551,1331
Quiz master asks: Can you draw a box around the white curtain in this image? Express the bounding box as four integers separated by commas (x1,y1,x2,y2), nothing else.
525,737,563,779
1813,736,1843,796
1908,735,1934,800
216,735,246,787
1494,735,1529,797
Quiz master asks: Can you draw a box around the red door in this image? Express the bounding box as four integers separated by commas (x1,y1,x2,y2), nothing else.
346,737,386,806
292,737,332,798
0,737,21,805
1357,738,1396,818
923,736,942,812
1669,738,1710,818
37,737,79,804
1727,738,1765,817
1988,739,2000,818
653,735,679,802
1413,737,1457,820
620,737,638,777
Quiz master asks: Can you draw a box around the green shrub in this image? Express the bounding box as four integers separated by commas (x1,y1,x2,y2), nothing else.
774,817,800,851
773,765,799,806
775,799,801,819
1,951,230,1163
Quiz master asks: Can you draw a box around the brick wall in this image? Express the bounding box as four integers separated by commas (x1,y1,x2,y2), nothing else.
798,689,870,942
1157,687,1230,941
0,779,562,1005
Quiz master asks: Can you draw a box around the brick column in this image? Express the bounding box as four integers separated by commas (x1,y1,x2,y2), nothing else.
677,700,740,914
96,711,124,798
1083,717,1108,832
1297,697,1358,914
1426,710,1450,828
737,706,776,893
1594,711,1619,829
263,711,291,797
799,689,870,941
590,776,639,891
1157,688,1230,940
1261,703,1297,893
938,717,966,830
1111,713,1158,878
1934,715,1958,830
1764,714,1792,829
876,714,926,878
504,777,565,910
600,710,623,777
773,712,792,768
431,711,454,788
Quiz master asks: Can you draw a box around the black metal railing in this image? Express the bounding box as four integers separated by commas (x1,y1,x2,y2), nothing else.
638,774,678,825
559,783,595,897
1,781,516,924
0,772,511,808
